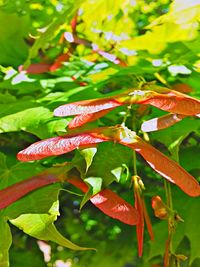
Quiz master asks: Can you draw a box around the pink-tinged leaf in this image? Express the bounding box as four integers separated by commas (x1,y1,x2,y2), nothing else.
54,99,123,117
17,133,108,162
68,109,112,129
119,137,200,197
19,63,51,74
0,171,59,209
90,189,138,225
141,114,186,132
68,176,138,225
141,89,200,116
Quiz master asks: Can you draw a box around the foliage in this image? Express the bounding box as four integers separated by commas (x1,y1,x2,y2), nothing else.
0,0,200,266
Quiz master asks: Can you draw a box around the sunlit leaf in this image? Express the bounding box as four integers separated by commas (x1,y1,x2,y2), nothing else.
0,106,68,139
10,206,91,251
80,147,97,172
109,126,200,197
68,109,112,128
80,177,103,209
140,85,200,116
141,114,185,132
121,137,200,197
17,133,108,161
54,98,122,117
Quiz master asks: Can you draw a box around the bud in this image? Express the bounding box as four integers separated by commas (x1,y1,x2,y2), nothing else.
152,196,168,220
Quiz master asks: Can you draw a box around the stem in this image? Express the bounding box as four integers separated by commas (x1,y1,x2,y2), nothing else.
121,104,131,126
164,144,180,267
164,180,173,211
164,180,174,267
132,110,138,176
133,150,138,176
121,105,138,177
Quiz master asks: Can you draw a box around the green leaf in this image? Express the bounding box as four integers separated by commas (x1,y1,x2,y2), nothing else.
0,11,29,67
84,177,103,195
0,99,36,119
87,143,132,186
150,117,200,147
175,236,190,267
173,192,200,264
191,258,200,267
80,177,103,209
0,218,12,267
111,164,130,183
0,77,43,95
180,147,200,171
10,202,91,251
0,92,16,104
148,220,168,260
0,106,68,138
0,152,43,190
80,148,97,172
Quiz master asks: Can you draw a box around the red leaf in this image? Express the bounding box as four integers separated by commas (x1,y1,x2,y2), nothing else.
67,176,89,193
54,86,200,131
141,113,185,132
0,170,58,209
49,52,71,72
54,98,122,117
119,137,200,197
172,83,193,93
90,189,138,225
133,176,154,257
142,198,154,241
17,133,108,162
70,13,78,33
134,191,144,257
140,88,200,116
68,109,112,128
68,176,138,225
19,63,51,74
